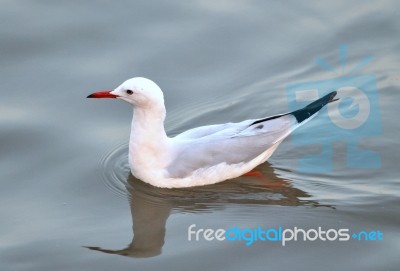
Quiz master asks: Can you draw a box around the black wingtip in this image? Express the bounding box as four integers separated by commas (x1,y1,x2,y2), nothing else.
327,91,338,103
248,91,339,127
291,91,339,123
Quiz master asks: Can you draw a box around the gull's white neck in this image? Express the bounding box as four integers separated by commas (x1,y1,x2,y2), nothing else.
129,103,170,180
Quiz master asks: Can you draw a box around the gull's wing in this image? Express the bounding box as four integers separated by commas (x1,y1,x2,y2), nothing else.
167,91,337,178
173,121,253,140
168,114,294,178
173,113,290,140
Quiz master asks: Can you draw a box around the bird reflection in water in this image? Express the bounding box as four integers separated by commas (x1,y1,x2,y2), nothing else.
85,162,329,258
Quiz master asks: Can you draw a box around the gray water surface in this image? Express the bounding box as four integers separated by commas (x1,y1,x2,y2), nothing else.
1,1,400,270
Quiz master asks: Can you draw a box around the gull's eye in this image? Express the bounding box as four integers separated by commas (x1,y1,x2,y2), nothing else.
126,90,134,95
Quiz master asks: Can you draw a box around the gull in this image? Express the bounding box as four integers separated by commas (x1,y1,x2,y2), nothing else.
87,77,337,188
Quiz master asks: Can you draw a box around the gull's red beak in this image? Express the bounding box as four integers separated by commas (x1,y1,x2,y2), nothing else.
87,90,118,98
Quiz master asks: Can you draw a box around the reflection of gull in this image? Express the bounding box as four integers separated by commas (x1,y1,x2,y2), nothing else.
87,77,338,188
85,162,330,258
85,186,170,257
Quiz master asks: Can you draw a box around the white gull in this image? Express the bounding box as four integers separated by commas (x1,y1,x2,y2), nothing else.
87,77,337,188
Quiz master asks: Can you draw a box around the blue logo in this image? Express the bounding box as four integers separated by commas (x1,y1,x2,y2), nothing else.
286,44,381,172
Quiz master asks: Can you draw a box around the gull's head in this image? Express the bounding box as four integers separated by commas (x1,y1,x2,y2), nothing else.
87,77,164,107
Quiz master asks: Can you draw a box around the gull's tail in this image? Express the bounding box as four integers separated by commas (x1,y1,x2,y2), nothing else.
290,91,338,124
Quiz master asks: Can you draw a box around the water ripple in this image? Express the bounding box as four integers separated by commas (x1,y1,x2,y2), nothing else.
98,143,130,199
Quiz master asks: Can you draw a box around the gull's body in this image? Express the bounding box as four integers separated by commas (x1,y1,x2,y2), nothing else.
88,77,337,188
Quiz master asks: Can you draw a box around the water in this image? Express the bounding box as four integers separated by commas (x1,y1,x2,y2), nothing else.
1,1,400,270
